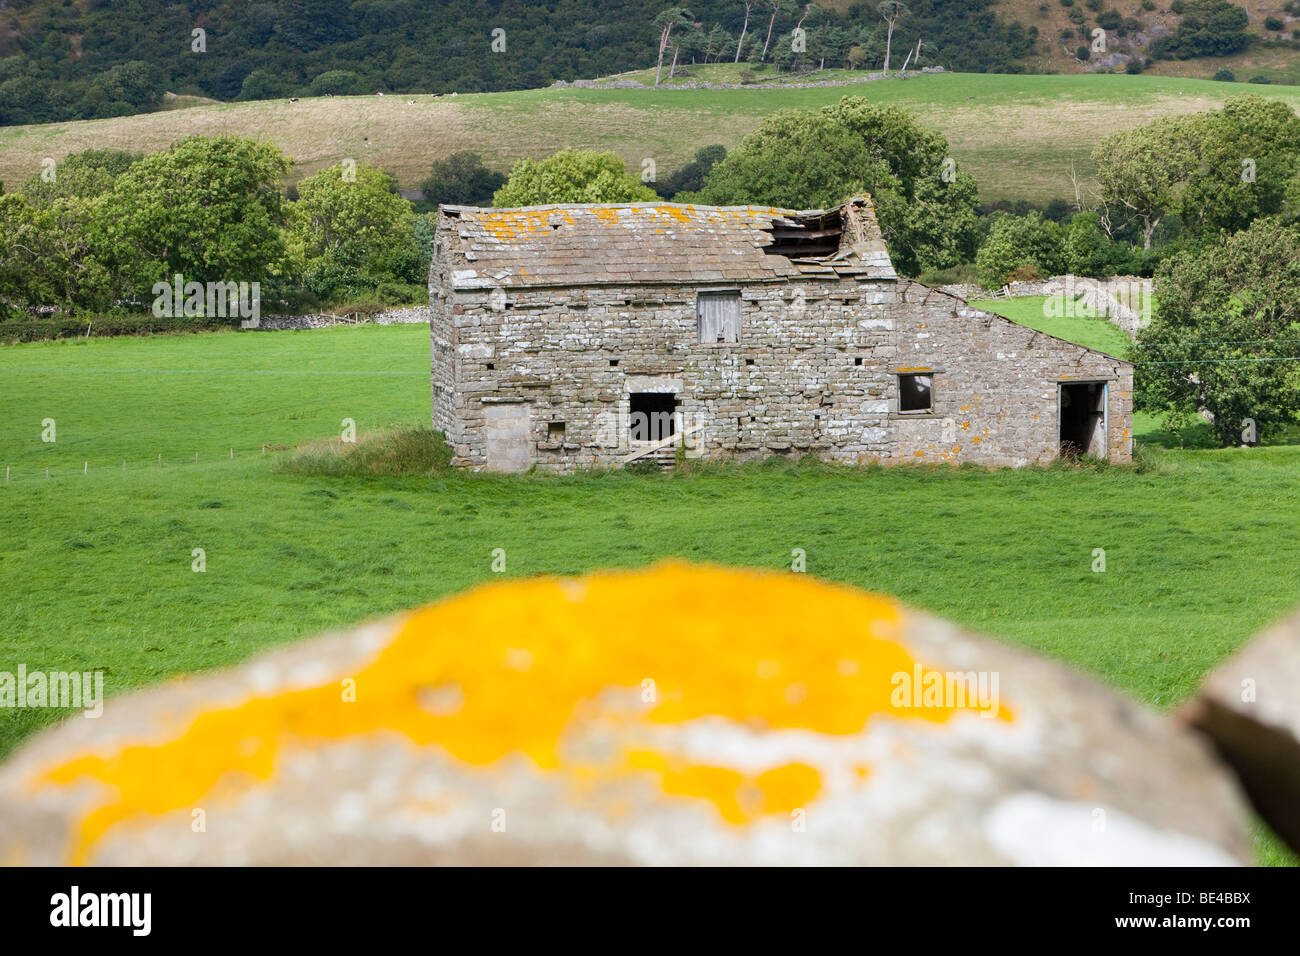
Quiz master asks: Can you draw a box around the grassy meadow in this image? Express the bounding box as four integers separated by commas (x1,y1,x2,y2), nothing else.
969,296,1135,357
4,72,1300,204
2,319,1298,863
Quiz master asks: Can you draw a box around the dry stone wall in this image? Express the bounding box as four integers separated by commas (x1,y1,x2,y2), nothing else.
256,306,431,331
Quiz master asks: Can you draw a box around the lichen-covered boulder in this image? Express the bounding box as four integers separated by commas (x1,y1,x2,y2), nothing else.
1180,606,1300,856
0,563,1251,865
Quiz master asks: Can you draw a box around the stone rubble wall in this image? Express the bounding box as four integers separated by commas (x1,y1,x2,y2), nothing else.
254,306,431,331
0,562,1259,866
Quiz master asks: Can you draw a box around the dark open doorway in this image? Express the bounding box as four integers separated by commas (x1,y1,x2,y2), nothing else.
629,392,677,443
1059,382,1107,459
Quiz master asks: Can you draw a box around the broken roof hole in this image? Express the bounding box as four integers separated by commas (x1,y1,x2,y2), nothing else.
763,209,843,260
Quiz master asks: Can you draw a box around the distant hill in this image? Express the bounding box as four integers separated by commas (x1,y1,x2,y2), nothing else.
0,0,1036,125
4,71,1298,205
3,1,1298,127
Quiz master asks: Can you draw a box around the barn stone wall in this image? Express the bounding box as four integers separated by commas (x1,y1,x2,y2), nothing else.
430,250,457,440
429,266,1132,472
893,282,1132,467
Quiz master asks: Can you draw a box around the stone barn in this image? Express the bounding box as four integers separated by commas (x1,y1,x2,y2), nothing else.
429,196,1132,472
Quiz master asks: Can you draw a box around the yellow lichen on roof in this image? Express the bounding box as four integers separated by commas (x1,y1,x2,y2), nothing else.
34,562,1010,863
472,208,577,241
468,203,785,240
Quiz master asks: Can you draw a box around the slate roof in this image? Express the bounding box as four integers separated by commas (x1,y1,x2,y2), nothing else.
439,196,896,290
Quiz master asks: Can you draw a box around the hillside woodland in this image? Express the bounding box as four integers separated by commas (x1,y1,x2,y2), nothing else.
7,0,1293,124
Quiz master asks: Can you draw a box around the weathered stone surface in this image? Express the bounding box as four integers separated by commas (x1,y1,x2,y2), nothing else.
0,564,1249,866
1180,607,1300,855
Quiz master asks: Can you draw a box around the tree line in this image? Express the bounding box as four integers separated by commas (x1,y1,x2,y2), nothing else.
1,138,429,321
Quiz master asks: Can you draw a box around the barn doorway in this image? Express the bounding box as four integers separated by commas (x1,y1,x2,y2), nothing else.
484,403,532,472
629,392,677,444
1059,382,1107,460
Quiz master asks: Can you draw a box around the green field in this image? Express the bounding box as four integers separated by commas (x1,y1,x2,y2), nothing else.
2,321,1298,863
970,297,1135,357
3,72,1299,204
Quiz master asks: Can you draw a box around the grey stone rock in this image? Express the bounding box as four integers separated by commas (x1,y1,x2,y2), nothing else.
1180,606,1300,855
0,566,1252,866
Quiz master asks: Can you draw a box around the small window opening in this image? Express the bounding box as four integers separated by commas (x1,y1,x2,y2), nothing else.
610,359,619,367
745,358,755,366
898,374,933,413
486,363,494,370
854,356,863,366
548,421,566,440
696,291,741,344
629,393,677,443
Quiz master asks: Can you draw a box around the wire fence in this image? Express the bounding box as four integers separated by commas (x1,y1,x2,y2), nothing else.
1,445,305,486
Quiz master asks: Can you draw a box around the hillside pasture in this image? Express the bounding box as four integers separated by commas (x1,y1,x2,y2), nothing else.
3,73,1299,204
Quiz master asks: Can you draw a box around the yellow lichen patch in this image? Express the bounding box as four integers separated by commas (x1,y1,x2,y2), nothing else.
628,750,749,824
755,763,822,815
650,204,695,225
35,563,1010,862
624,753,820,824
472,208,577,241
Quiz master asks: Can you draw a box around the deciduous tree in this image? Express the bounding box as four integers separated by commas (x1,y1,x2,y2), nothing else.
1135,218,1300,445
288,162,416,298
420,152,506,207
492,150,659,206
1093,117,1200,250
691,98,979,275
878,2,908,75
93,136,290,293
